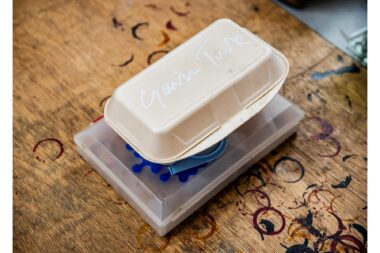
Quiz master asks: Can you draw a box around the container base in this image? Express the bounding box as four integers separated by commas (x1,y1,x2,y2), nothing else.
74,94,304,236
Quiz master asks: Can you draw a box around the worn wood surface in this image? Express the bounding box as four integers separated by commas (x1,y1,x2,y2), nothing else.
13,0,367,252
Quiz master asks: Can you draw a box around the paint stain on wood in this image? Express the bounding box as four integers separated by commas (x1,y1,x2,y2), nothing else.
157,30,170,46
342,154,356,162
272,156,305,183
115,54,134,67
311,64,360,80
112,17,124,31
331,175,352,189
144,3,158,9
131,22,149,40
345,95,353,109
166,20,178,31
170,6,190,17
147,49,169,65
99,95,111,107
33,138,64,162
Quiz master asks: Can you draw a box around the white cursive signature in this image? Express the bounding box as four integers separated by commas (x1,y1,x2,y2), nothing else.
196,34,254,67
140,69,201,109
139,33,254,109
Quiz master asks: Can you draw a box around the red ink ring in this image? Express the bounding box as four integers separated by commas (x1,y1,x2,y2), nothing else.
252,206,285,235
330,234,366,253
33,138,64,161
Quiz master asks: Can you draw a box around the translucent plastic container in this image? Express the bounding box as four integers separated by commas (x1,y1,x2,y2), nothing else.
74,95,304,236
105,18,289,164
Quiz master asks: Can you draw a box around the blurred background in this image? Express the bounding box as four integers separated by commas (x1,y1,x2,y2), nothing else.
276,0,367,66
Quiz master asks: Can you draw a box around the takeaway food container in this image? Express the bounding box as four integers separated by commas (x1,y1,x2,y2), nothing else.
104,18,289,164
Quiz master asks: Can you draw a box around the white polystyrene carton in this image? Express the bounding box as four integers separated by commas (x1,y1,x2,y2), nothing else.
105,18,289,164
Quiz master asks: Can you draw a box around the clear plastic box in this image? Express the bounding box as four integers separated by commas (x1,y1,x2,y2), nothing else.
74,94,304,236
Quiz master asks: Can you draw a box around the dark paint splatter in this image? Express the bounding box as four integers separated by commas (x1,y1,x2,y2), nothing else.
297,211,313,227
272,156,305,183
253,207,285,236
350,223,367,244
116,54,134,67
290,213,324,244
331,175,352,189
309,226,323,238
306,93,312,102
345,95,352,109
311,64,360,80
342,154,356,162
337,54,344,63
306,184,318,190
99,95,111,107
33,138,64,162
306,90,326,103
112,17,123,30
157,30,170,46
170,6,190,16
144,3,158,9
252,4,260,12
147,50,169,65
166,20,178,31
285,239,315,253
259,219,275,234
131,22,149,40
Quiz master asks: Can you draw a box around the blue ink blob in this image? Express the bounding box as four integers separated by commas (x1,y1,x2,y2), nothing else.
126,144,164,174
125,143,208,183
311,64,360,80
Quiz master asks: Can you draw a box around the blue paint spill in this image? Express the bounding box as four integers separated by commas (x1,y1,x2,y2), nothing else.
311,64,360,80
125,143,207,183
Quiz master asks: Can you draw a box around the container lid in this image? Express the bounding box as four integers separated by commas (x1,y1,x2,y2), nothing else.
104,18,289,164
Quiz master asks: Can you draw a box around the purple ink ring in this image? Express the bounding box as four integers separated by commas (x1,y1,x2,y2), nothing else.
252,206,285,235
330,234,366,253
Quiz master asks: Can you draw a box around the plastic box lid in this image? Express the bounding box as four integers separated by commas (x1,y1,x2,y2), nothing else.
105,18,289,164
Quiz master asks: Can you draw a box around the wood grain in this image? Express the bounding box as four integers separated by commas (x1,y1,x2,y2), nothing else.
14,0,367,252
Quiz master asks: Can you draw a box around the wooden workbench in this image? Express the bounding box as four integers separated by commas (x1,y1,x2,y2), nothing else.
14,0,367,252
